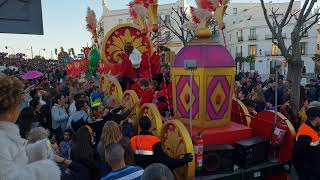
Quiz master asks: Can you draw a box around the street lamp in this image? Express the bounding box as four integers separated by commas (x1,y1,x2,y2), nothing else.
184,60,197,138
5,46,15,55
25,47,34,59
271,60,282,162
39,48,45,56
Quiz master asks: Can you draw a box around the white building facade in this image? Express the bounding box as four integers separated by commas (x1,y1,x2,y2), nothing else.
99,1,317,78
98,0,187,54
223,1,317,79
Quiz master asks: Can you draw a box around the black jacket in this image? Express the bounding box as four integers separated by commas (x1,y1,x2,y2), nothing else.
292,121,320,180
134,131,188,170
103,106,133,124
69,148,100,180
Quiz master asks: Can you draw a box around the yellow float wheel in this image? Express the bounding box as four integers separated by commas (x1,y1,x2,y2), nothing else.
107,80,123,107
123,90,140,134
138,103,163,137
160,120,195,180
100,75,110,92
232,98,252,127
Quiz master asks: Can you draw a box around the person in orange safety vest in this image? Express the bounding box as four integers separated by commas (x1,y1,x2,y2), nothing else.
130,116,193,169
293,107,320,180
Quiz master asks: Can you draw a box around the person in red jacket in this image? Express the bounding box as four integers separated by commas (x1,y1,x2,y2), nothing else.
155,91,168,116
160,81,173,111
150,52,163,90
118,53,134,91
140,52,151,79
139,79,154,106
150,52,160,76
131,82,142,98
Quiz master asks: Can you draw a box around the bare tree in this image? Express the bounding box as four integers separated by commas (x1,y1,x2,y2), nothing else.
159,7,218,46
151,26,175,46
260,0,320,111
160,7,195,46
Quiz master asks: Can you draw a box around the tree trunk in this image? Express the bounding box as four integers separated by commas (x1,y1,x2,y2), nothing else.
287,57,302,112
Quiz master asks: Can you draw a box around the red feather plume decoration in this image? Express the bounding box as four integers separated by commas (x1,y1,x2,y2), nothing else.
190,7,200,24
199,0,214,10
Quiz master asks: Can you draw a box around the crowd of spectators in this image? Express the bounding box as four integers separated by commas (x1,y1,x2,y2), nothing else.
235,71,320,130
0,52,186,180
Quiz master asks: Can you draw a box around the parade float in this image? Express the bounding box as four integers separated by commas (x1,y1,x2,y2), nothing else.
75,0,296,179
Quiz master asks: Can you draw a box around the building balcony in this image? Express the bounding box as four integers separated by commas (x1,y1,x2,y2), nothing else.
265,51,282,56
237,36,243,42
164,20,171,26
300,32,308,38
301,51,307,55
236,52,243,57
248,36,257,40
265,34,287,40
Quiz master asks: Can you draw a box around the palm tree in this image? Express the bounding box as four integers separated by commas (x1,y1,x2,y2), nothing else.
235,56,246,72
246,55,256,71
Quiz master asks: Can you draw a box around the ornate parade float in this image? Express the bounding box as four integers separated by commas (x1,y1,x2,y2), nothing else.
66,0,296,179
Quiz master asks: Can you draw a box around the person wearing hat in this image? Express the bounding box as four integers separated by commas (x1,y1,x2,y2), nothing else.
130,116,193,170
293,106,320,180
117,53,134,91
140,52,151,79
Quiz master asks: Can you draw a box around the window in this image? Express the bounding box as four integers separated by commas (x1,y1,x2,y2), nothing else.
236,47,239,56
249,28,256,40
300,42,307,55
250,61,255,70
317,44,320,51
164,31,171,38
157,13,163,25
165,15,171,25
272,44,280,56
233,8,237,15
248,45,257,56
301,24,308,37
236,46,243,57
237,30,243,42
118,19,123,24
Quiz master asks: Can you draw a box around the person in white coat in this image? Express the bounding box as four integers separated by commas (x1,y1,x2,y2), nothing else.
0,75,61,180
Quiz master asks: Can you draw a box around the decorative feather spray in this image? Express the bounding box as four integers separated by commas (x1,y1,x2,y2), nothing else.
86,7,98,43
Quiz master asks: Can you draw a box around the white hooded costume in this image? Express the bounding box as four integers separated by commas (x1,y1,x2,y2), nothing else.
130,48,142,69
0,122,60,180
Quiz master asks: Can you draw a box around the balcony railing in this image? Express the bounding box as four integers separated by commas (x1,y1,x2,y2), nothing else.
265,33,287,40
300,32,308,38
165,20,171,26
248,36,257,40
265,51,282,56
237,36,243,42
236,52,243,57
248,53,257,57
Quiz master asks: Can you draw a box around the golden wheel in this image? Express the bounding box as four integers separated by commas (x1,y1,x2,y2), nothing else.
100,75,110,92
107,80,123,107
231,98,252,127
138,103,163,137
160,120,195,180
101,23,154,64
123,90,140,134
